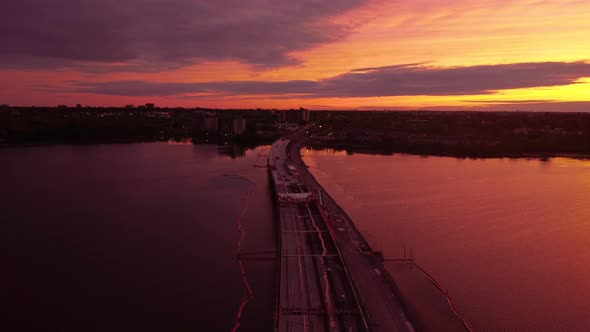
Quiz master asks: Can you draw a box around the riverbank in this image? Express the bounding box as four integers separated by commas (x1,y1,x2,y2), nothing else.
310,110,590,160
307,141,590,161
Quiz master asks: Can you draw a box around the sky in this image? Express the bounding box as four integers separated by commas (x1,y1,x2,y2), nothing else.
1,0,589,111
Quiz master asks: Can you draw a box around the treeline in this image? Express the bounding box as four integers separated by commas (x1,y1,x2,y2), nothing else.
309,111,590,157
0,106,280,146
1,108,169,144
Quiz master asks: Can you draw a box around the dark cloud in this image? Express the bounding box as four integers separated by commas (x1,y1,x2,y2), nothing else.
53,81,203,97
461,100,558,104
354,101,590,112
469,101,590,112
53,80,319,96
316,61,590,97
0,0,366,70
57,61,590,98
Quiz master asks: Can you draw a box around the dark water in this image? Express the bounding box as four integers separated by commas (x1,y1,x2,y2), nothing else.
302,149,590,331
1,143,276,332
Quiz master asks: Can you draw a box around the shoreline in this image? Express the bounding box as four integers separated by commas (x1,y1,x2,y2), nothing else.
307,142,590,161
4,139,589,162
0,138,272,150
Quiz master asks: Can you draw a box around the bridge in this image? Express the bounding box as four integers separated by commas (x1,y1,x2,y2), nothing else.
269,136,414,331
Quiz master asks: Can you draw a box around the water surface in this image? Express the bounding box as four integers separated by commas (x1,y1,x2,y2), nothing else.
302,148,590,331
1,143,276,332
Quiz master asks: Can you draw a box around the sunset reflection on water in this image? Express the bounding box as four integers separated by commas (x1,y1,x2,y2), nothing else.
303,149,590,331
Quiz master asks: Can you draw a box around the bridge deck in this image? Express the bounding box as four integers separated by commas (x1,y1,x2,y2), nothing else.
269,138,368,332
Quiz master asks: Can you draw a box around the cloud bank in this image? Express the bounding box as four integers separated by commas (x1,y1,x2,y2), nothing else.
60,61,590,98
0,0,366,70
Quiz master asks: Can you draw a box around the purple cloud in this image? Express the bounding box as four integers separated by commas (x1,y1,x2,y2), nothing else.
316,61,590,97
0,0,366,70
57,61,590,97
49,80,318,96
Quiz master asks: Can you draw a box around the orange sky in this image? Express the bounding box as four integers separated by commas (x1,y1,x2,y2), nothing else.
1,0,589,110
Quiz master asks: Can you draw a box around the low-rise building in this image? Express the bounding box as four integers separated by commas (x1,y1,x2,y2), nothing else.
232,118,247,135
279,108,310,123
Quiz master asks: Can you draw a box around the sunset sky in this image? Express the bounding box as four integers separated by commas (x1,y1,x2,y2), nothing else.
1,0,590,111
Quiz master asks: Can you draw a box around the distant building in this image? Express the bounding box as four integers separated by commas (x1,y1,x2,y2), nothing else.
232,118,247,135
218,118,232,134
193,113,246,136
145,103,155,110
303,109,310,122
193,112,218,132
279,108,310,123
204,117,218,132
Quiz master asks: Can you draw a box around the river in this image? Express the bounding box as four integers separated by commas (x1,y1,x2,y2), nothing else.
302,148,590,331
1,142,276,332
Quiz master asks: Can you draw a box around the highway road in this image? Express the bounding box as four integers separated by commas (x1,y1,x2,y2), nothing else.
270,138,371,331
